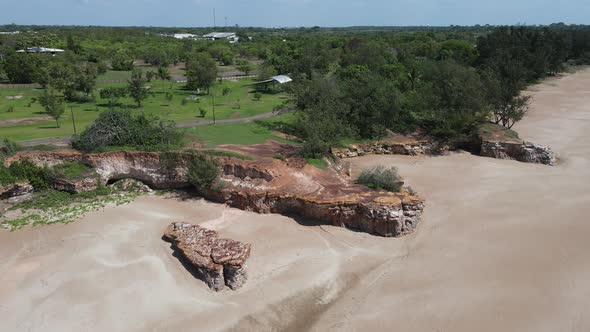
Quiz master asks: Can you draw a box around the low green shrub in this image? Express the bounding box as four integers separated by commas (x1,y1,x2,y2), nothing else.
356,166,402,192
7,160,50,190
187,152,220,190
0,164,16,186
72,109,184,152
1,138,21,158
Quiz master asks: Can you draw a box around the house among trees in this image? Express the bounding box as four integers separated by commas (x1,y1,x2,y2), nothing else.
16,47,65,55
253,75,293,90
203,32,239,43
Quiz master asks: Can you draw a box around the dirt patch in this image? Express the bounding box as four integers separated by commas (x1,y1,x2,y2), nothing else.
218,140,299,159
0,116,53,127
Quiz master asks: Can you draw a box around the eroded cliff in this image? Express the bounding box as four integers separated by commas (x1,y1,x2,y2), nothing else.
7,150,425,237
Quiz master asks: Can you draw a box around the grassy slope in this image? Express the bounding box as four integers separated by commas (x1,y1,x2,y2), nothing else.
0,78,287,141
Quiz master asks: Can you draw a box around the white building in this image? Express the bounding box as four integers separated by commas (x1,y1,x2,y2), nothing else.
203,32,239,43
16,47,65,55
172,33,199,40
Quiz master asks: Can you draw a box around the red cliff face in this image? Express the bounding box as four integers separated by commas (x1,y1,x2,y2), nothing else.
8,150,425,237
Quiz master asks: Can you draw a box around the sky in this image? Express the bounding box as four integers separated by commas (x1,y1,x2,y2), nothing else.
0,0,589,27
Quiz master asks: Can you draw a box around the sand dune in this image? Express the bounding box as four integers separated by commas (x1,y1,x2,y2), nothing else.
1,69,590,332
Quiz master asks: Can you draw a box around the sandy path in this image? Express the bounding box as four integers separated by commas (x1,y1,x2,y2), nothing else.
1,69,590,331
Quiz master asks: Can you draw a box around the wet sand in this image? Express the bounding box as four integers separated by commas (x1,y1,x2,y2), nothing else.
2,69,590,331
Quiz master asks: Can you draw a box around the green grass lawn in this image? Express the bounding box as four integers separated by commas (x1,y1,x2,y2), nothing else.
0,78,289,142
97,70,133,81
187,112,298,147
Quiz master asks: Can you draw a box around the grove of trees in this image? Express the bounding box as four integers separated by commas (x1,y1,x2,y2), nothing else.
2,24,590,156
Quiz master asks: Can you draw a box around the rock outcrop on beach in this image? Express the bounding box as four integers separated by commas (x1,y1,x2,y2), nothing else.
0,181,33,201
163,222,251,291
6,149,426,238
333,134,446,159
477,124,557,166
51,177,99,194
480,141,557,165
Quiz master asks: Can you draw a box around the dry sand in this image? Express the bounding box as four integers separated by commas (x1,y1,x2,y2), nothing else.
2,69,590,332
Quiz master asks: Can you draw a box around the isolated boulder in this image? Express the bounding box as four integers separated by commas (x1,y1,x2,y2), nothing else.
163,222,251,291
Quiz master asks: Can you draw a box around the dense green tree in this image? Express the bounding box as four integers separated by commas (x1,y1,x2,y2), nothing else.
99,86,128,107
185,52,217,93
3,52,48,84
127,68,148,107
39,88,65,128
407,61,489,138
111,50,134,71
236,60,253,75
66,33,83,54
257,63,277,81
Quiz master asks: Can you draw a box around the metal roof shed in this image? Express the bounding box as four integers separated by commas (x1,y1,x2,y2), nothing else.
252,75,293,90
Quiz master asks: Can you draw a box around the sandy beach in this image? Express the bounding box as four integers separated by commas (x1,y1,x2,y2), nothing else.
1,68,590,332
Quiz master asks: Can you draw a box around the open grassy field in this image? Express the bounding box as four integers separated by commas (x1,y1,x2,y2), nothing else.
187,112,298,147
0,78,289,142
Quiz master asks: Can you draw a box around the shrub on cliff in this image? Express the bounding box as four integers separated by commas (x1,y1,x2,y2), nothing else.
0,138,21,158
0,164,16,186
356,166,402,192
6,160,51,190
187,152,220,190
72,109,183,152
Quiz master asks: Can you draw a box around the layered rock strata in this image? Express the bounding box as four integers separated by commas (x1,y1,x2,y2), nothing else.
333,135,446,159
163,222,251,291
0,181,33,200
480,141,556,166
52,177,99,194
6,150,425,237
477,124,557,166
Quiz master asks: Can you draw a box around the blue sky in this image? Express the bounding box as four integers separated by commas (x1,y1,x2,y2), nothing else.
0,0,588,27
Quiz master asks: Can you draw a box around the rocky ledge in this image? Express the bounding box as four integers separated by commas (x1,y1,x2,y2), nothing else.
333,134,446,158
163,222,251,291
477,124,557,166
6,149,425,237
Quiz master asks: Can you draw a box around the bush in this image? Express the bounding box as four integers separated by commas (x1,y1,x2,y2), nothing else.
7,105,14,113
253,92,262,101
187,152,220,190
0,164,16,186
198,107,208,117
0,138,21,158
222,87,232,96
72,109,184,152
356,166,402,192
7,160,50,190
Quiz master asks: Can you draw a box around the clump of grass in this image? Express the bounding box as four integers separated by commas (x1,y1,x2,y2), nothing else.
2,186,141,231
479,123,521,141
306,158,328,169
272,154,285,161
48,162,96,180
356,166,403,192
